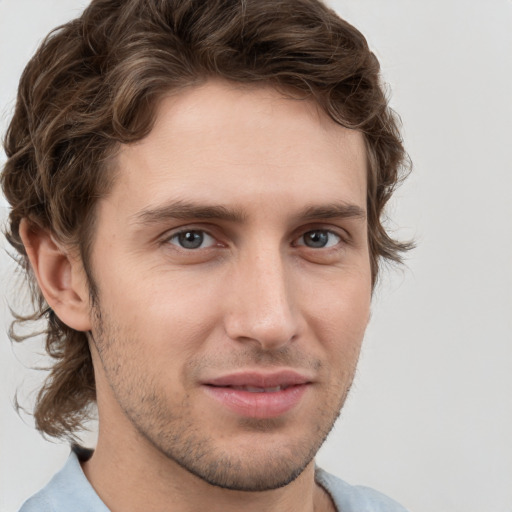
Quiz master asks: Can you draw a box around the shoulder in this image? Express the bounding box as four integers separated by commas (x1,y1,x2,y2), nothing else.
315,467,409,512
19,491,53,512
19,491,54,512
18,450,109,512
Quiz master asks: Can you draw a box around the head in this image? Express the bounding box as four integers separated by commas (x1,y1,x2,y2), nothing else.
1,0,410,488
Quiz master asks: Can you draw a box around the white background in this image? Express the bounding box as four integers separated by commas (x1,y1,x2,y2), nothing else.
1,1,511,511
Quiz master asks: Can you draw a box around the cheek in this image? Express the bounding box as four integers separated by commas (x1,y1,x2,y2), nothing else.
302,269,371,350
96,264,225,358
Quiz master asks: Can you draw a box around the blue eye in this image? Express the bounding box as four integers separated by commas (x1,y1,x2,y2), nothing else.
168,230,216,249
298,230,341,249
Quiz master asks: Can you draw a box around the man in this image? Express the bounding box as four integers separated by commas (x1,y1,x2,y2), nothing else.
1,0,411,510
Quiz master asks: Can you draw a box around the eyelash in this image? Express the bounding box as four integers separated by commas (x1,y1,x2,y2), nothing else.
166,229,218,250
294,230,342,249
163,227,346,251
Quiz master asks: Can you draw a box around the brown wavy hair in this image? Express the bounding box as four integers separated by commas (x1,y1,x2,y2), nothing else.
1,0,412,440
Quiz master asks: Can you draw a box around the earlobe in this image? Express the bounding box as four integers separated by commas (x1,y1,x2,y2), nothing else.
19,219,92,332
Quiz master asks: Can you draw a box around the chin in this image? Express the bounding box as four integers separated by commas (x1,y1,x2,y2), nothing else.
177,450,315,492
150,419,331,492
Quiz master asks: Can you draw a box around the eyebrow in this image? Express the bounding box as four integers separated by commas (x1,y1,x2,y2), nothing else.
131,200,366,226
132,200,247,225
300,203,366,222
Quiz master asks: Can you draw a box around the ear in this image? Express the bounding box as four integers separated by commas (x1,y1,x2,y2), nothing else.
19,219,92,332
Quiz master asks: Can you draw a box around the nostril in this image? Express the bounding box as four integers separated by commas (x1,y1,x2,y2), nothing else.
223,263,300,348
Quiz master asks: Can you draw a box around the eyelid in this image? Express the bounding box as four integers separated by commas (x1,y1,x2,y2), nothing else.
295,230,342,248
170,230,216,249
158,222,350,250
160,225,221,248
292,224,349,246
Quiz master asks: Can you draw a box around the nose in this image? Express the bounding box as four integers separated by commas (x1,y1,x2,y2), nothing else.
223,248,302,351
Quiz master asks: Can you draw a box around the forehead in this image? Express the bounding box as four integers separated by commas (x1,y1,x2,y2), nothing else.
106,80,367,217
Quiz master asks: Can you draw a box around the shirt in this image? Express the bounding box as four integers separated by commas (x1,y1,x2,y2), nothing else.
20,451,409,512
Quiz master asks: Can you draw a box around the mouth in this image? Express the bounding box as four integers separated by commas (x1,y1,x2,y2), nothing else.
201,370,312,418
227,385,291,393
204,369,311,388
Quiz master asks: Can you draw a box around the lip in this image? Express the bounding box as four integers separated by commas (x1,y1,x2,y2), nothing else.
205,369,312,388
202,370,312,419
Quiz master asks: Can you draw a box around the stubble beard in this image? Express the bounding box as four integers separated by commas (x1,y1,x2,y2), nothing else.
90,305,357,492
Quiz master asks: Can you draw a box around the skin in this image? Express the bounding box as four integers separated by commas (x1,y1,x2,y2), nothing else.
22,80,372,512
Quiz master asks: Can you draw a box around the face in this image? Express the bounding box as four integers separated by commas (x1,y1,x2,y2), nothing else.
87,80,371,491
